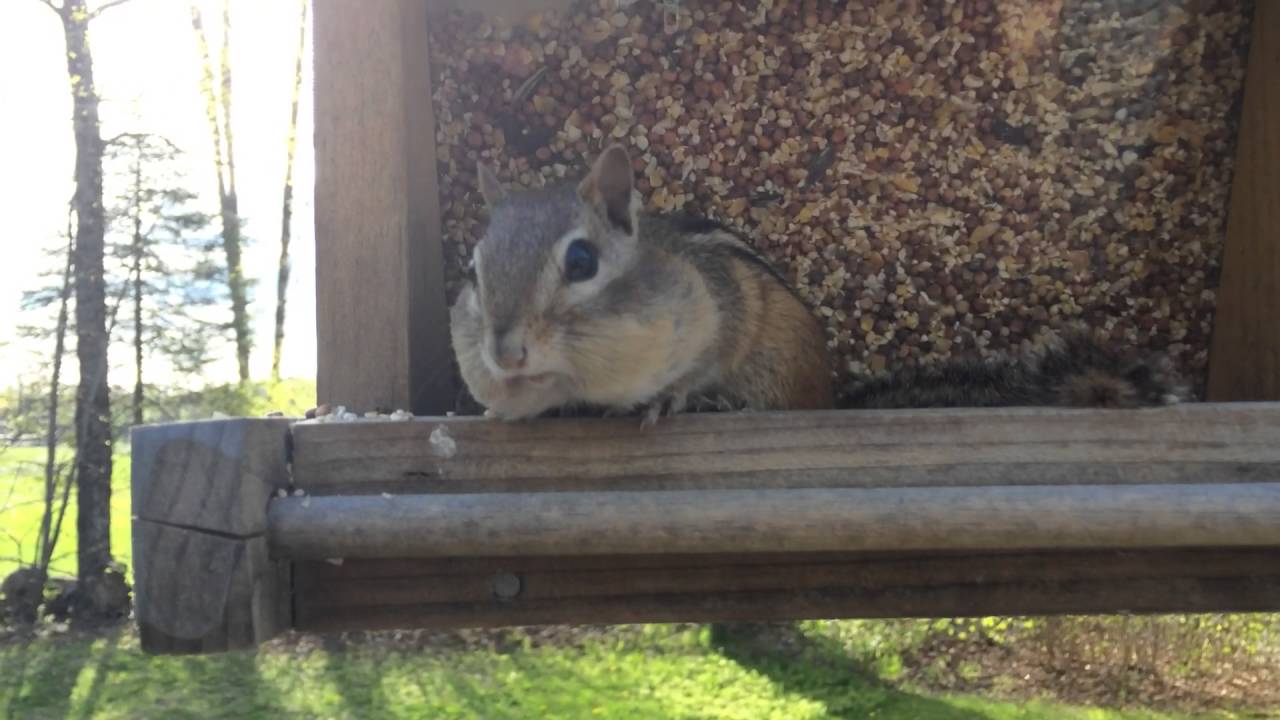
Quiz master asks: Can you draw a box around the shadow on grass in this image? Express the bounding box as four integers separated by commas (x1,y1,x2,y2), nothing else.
151,649,285,719
1,626,292,720
0,629,96,720
70,625,123,720
317,633,393,717
710,623,990,720
407,656,687,720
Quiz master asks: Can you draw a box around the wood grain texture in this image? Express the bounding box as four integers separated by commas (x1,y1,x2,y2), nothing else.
269,483,1280,559
292,548,1280,631
295,577,1280,631
279,404,1280,630
314,0,454,415
1208,2,1280,400
134,521,287,654
289,403,1280,495
294,549,1280,604
131,418,292,535
130,418,292,654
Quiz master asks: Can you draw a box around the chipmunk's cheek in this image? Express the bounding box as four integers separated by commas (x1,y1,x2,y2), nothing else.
482,375,566,420
523,319,566,375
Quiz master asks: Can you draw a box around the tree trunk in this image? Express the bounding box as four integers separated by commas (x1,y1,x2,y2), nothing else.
272,0,308,383
60,0,114,585
37,215,75,573
191,0,251,382
130,145,145,427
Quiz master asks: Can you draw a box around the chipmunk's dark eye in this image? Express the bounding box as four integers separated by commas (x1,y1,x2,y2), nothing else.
563,239,598,283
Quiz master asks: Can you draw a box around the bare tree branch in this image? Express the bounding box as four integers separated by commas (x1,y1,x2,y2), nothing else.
47,462,75,574
89,0,133,19
2,530,25,563
35,0,63,14
273,0,308,381
190,0,251,382
220,0,236,200
0,474,20,514
2,498,56,512
104,131,181,151
37,204,75,572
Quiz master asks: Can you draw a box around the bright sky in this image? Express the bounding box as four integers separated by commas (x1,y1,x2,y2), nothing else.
0,0,317,387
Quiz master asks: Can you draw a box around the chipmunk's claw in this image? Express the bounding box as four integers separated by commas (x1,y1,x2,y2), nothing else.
639,403,662,430
638,392,688,430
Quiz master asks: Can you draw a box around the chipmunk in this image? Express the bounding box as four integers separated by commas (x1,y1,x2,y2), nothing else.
449,144,834,426
841,328,1190,410
450,145,1189,424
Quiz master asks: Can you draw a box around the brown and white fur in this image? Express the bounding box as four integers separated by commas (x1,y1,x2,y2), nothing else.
841,327,1190,411
449,144,834,426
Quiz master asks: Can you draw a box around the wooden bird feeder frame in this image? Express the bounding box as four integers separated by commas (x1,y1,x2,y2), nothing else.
132,0,1280,654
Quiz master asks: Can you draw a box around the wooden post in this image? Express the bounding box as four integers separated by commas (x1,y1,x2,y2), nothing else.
131,418,292,654
313,0,454,415
1208,2,1280,400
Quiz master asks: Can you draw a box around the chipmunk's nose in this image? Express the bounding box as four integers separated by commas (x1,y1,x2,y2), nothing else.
491,328,527,371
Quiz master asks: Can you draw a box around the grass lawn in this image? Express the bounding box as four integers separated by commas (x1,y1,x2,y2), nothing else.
0,626,1252,720
1,379,1273,719
0,446,132,580
0,378,317,580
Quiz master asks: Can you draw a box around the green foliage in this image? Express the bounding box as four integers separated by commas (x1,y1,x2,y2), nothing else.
0,379,74,445
0,447,131,579
0,629,1248,720
0,379,314,577
138,378,315,424
103,132,226,381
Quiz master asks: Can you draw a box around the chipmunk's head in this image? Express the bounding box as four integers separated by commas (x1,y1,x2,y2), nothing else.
450,144,642,416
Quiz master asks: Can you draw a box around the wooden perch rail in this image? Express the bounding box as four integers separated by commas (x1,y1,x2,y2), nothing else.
131,403,1280,655
269,484,1280,559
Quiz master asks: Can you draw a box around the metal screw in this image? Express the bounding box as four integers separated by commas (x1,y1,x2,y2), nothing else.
490,571,523,601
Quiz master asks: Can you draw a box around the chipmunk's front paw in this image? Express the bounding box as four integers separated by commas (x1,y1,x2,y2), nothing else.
639,403,663,430
638,392,689,430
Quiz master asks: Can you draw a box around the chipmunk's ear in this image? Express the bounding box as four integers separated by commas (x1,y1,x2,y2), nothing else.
477,162,507,207
578,144,635,235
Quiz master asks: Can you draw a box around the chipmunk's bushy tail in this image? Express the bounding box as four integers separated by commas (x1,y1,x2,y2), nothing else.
839,326,1190,410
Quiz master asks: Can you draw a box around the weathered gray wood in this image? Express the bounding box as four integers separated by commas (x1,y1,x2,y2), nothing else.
131,418,292,535
134,521,288,654
289,404,1280,496
295,577,1280,631
314,0,454,415
268,483,1280,560
131,404,1280,651
130,418,292,654
294,548,1280,606
292,548,1280,631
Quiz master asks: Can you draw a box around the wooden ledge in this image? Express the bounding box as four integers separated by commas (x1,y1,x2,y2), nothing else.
132,403,1280,654
289,402,1280,495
